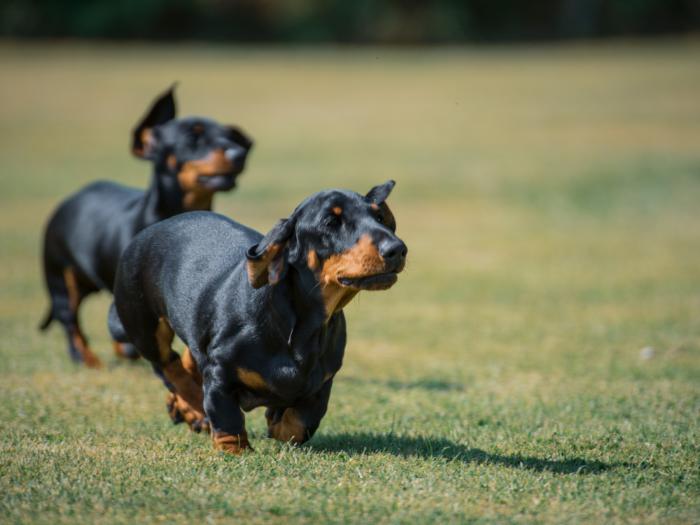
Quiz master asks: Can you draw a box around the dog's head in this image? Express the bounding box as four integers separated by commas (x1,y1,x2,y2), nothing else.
132,85,253,210
247,181,407,317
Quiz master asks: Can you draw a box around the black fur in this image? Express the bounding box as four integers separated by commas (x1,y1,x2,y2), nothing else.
113,181,407,452
40,85,254,366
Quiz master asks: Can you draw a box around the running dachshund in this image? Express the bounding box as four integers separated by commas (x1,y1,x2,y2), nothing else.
113,181,407,453
40,86,254,367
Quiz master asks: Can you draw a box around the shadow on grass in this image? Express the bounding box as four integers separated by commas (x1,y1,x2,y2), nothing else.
339,376,464,392
310,432,615,474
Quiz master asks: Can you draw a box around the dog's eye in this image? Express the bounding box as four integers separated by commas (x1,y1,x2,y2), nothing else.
375,214,384,225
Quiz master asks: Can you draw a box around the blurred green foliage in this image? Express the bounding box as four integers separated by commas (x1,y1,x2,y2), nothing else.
1,0,699,42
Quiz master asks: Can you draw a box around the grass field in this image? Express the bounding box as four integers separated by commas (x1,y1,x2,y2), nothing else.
1,40,699,524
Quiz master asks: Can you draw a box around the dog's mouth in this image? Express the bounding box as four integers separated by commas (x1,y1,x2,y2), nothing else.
196,172,239,191
337,272,398,290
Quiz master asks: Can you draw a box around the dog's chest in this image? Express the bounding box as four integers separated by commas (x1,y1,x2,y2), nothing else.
235,318,345,410
237,341,341,410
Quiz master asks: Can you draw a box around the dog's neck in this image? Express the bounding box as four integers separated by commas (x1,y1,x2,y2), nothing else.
137,164,206,228
290,262,361,322
265,266,350,369
319,282,358,321
303,251,359,321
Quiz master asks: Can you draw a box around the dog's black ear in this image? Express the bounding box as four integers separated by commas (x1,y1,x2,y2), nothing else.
132,84,177,159
246,218,296,288
365,180,395,204
366,180,397,231
226,125,254,151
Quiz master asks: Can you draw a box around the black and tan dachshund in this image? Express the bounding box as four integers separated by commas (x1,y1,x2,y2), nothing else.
40,86,253,367
112,181,407,453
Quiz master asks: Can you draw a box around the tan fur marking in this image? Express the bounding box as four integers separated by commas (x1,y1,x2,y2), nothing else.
63,267,81,313
237,368,268,391
166,153,178,170
168,392,210,433
71,331,102,369
155,320,206,431
268,408,306,444
178,148,235,210
320,235,384,285
133,128,156,158
213,431,251,454
321,285,358,320
162,358,206,432
317,234,385,318
370,203,379,210
307,249,319,271
332,206,342,216
155,316,174,364
182,346,202,386
247,243,282,288
63,267,102,368
165,392,180,421
140,128,152,147
113,341,139,360
182,192,214,211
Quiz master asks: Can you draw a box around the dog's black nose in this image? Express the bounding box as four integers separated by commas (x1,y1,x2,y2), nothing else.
225,147,246,164
379,238,407,270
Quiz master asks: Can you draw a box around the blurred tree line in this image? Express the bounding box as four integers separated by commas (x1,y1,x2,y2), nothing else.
2,0,699,42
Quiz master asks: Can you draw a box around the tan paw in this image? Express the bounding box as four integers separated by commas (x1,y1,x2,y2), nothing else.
213,431,253,454
170,393,209,433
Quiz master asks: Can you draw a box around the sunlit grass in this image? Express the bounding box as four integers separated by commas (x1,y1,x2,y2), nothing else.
0,40,699,524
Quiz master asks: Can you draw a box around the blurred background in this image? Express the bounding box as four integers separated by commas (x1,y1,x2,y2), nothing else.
1,2,700,524
2,0,700,42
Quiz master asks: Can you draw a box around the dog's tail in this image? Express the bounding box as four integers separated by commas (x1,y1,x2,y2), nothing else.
38,308,53,331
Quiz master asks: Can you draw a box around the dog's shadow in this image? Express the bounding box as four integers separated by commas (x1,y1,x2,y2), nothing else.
310,432,618,474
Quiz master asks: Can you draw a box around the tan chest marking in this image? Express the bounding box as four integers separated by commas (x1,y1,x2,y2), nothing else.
237,368,269,391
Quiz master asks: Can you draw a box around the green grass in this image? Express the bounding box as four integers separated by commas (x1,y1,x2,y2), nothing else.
1,40,699,524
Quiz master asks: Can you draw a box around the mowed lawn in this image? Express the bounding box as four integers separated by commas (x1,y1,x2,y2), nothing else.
1,41,699,524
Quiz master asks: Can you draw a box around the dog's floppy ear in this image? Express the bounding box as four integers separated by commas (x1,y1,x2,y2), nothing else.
246,218,296,288
132,84,177,159
226,125,254,151
365,180,395,204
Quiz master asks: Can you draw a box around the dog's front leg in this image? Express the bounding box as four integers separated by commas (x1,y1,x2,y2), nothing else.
266,378,334,445
203,364,252,454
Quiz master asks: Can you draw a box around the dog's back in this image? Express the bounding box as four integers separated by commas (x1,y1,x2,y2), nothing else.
39,86,253,366
114,212,261,351
43,180,145,292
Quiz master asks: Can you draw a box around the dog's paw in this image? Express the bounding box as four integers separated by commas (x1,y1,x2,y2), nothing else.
113,341,140,360
266,407,307,444
82,351,103,369
168,393,209,433
189,416,210,434
213,432,253,454
166,392,185,424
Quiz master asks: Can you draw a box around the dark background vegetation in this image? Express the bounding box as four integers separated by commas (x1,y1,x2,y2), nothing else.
2,0,700,42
